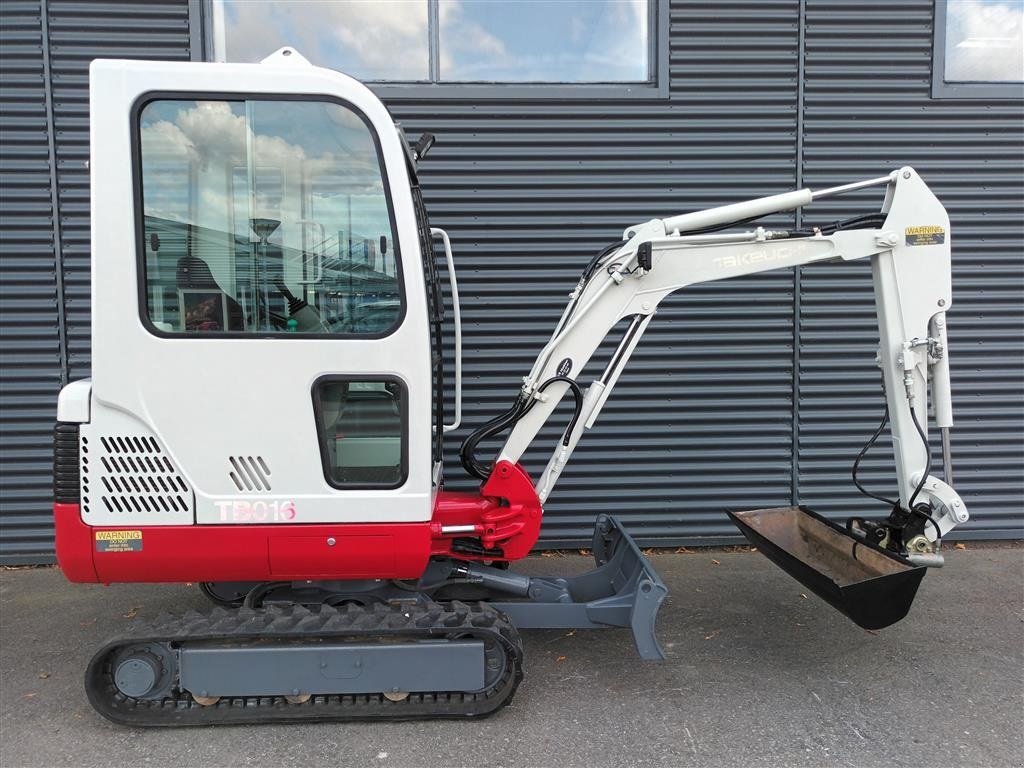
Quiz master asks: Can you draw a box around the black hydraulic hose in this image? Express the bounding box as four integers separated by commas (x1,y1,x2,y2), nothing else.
670,210,883,240
460,395,533,480
907,406,931,509
536,376,584,447
913,505,943,544
458,237,622,482
459,376,584,481
656,204,887,243
548,239,631,349
581,239,629,284
587,210,805,283
849,398,942,542
909,405,933,507
820,213,887,233
908,405,943,541
851,403,899,507
833,212,888,229
791,212,888,238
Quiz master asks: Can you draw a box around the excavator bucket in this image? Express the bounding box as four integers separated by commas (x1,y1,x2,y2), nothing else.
728,506,927,630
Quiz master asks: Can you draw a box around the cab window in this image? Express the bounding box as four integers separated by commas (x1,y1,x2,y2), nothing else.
136,97,402,336
313,378,407,488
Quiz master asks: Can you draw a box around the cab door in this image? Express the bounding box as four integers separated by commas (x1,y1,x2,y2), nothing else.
85,49,433,526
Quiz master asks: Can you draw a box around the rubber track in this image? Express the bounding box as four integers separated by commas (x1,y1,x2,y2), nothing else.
85,601,523,726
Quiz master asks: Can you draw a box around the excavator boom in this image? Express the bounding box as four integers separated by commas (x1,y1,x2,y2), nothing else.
485,168,967,545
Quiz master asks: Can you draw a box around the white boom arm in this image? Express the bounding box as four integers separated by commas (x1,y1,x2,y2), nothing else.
493,167,968,542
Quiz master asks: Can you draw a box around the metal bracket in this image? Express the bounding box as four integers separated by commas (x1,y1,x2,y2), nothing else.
909,474,970,540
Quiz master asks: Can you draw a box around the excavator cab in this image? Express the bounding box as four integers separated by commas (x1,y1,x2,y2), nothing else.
75,48,440,543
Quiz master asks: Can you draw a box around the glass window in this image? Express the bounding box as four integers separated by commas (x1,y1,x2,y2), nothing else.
438,0,647,82
943,0,1024,83
137,98,402,336
214,0,651,84
314,379,407,488
217,0,429,80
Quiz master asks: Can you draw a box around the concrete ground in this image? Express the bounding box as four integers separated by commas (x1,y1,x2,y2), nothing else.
1,545,1021,768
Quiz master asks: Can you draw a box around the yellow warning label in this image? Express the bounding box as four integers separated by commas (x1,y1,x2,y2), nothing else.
95,530,143,552
905,225,945,246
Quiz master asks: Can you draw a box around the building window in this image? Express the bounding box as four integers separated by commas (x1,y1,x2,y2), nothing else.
135,96,403,337
933,0,1024,98
211,0,668,98
313,378,408,488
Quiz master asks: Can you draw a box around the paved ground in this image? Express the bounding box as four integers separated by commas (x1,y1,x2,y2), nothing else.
1,545,1021,768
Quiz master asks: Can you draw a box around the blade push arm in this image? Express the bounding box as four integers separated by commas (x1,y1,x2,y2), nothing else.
491,167,967,544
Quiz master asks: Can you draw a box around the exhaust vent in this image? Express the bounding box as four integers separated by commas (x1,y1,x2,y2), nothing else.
82,434,192,521
228,456,272,492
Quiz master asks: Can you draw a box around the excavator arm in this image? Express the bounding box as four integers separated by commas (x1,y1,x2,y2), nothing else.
466,167,967,558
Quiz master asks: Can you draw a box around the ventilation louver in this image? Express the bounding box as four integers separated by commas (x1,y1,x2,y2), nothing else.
82,435,191,518
228,456,272,492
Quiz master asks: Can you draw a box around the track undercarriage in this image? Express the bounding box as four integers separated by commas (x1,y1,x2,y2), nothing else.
87,601,523,726
86,515,666,726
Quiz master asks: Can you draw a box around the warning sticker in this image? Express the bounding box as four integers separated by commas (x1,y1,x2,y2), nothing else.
905,225,945,246
95,530,143,552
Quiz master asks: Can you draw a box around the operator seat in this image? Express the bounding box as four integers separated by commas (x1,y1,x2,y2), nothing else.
175,255,244,332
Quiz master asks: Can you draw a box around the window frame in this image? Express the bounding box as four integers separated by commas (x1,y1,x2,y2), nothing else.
932,0,1024,99
131,91,408,340
203,0,670,100
311,375,410,490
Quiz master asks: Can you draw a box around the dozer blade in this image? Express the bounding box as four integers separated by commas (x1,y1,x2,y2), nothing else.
489,514,668,660
728,506,927,630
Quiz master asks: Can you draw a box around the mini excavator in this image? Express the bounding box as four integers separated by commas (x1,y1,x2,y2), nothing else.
53,49,969,725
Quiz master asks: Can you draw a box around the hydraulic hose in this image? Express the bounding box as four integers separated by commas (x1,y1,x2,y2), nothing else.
459,377,585,481
908,405,942,541
537,376,584,447
460,395,533,480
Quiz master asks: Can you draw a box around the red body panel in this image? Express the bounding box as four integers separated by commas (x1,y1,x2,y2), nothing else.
54,502,99,582
429,461,543,561
54,461,543,584
55,502,432,582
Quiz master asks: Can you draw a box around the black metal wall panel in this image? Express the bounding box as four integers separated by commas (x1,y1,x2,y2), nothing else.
389,0,803,544
0,1,64,562
0,0,1020,563
0,0,193,563
47,0,193,382
797,0,1024,539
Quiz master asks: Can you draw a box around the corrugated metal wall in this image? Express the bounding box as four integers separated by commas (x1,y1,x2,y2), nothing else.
402,0,806,545
796,0,1024,539
0,1,64,562
0,0,193,562
0,0,1019,562
398,0,1024,544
